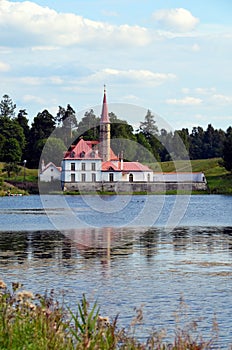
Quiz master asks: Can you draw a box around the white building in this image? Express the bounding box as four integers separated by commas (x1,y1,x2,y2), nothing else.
153,172,206,183
61,87,207,192
61,87,153,189
39,161,61,182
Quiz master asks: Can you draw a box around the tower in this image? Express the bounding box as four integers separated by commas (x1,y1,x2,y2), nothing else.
99,86,111,162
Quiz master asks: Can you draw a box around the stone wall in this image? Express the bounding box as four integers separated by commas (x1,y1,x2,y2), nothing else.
63,181,207,193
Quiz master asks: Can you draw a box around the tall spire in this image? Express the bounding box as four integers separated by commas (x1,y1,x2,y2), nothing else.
101,85,109,123
99,85,111,162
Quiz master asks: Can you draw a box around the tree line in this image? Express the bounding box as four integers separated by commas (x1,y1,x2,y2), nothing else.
0,94,231,172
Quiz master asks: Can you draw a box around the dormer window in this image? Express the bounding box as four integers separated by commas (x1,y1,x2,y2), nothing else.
80,151,85,158
90,150,95,158
70,151,75,158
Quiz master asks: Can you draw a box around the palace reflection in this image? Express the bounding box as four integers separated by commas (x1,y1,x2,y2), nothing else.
0,226,232,267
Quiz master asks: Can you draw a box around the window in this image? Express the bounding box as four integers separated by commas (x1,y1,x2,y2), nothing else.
109,173,114,182
91,163,96,171
147,174,150,182
71,173,75,182
129,173,133,183
81,163,86,171
91,151,95,158
81,173,86,182
51,176,54,181
71,163,75,171
92,173,96,182
51,168,53,172
80,151,85,158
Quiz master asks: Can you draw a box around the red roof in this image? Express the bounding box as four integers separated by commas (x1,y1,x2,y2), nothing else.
122,162,152,172
64,139,101,159
102,161,120,171
101,87,109,123
64,138,119,161
102,161,152,172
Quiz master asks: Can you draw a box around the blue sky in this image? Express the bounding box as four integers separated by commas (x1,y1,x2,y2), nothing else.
0,0,231,131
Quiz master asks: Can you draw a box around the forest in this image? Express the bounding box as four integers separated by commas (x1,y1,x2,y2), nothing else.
0,94,231,173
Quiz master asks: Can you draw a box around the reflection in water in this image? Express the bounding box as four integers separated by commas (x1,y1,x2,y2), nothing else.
1,226,232,348
0,226,232,264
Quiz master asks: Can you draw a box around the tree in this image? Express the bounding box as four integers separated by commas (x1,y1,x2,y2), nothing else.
222,127,232,172
109,112,137,160
189,126,204,159
26,110,56,168
55,104,78,146
15,109,30,140
139,110,160,160
39,137,67,167
3,162,21,178
0,117,25,162
139,109,158,138
0,94,16,118
3,138,22,163
77,109,99,140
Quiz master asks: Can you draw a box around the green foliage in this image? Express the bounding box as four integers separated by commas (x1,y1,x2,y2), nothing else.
0,280,218,350
222,127,232,172
77,109,99,140
26,110,56,168
39,137,67,166
0,94,16,118
0,116,25,162
2,162,21,178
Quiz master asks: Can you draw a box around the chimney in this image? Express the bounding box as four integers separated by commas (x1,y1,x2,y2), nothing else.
41,159,45,172
120,151,123,170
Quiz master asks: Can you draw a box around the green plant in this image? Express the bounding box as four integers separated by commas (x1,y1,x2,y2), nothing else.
0,280,221,350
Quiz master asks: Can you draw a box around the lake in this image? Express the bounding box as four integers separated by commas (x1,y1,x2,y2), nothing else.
0,194,232,348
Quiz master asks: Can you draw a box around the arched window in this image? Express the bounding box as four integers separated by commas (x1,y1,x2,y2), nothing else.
129,173,133,183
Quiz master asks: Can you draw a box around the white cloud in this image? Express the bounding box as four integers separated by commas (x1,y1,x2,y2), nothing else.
82,68,176,86
211,94,232,104
22,94,45,105
0,1,151,48
166,96,202,105
191,43,200,52
0,61,10,72
195,87,216,95
152,8,199,32
20,76,63,86
101,10,118,17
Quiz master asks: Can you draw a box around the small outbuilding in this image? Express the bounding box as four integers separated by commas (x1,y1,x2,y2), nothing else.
39,160,61,182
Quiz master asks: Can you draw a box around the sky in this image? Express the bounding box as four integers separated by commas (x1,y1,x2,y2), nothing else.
0,0,231,131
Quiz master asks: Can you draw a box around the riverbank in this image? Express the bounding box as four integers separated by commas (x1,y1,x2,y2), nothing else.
0,280,218,350
0,158,231,195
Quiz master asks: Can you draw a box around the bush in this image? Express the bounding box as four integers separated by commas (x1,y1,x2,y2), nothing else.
0,280,218,350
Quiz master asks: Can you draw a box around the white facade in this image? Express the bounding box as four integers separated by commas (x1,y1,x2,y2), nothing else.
61,158,153,184
61,159,102,183
39,162,61,182
153,172,206,183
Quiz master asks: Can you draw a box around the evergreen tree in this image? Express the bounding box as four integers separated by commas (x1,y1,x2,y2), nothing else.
189,126,204,159
139,110,160,160
222,127,232,172
0,94,16,118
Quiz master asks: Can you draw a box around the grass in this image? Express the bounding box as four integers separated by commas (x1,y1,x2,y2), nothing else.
149,158,232,194
0,280,218,350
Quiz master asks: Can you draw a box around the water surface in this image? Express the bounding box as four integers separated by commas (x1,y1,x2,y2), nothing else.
0,194,232,348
